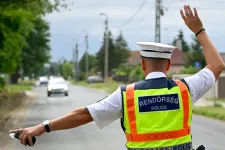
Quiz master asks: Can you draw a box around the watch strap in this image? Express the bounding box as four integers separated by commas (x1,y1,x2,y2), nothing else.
43,120,51,133
44,124,51,132
195,28,205,37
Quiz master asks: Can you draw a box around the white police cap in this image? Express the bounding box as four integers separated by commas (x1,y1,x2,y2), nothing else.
137,42,177,59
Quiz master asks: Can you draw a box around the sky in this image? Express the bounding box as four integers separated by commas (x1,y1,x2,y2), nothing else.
45,0,225,61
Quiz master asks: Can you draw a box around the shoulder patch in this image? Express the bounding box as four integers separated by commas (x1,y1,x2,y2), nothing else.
138,94,180,113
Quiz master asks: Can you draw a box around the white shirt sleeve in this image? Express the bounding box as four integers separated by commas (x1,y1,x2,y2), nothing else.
87,87,122,129
183,68,216,103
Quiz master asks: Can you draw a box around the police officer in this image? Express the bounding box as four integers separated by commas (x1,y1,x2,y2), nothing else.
10,5,224,150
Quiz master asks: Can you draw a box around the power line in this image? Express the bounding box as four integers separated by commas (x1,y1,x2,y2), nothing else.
79,0,148,46
81,0,225,49
85,0,149,53
119,0,148,29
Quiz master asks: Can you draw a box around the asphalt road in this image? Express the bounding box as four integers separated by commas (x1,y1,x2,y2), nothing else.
9,83,225,150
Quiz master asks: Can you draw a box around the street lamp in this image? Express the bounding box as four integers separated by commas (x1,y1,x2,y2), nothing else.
71,39,78,80
100,13,108,19
100,13,109,82
83,30,89,79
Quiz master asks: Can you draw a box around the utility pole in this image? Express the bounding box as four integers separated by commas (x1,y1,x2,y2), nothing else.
75,43,79,80
84,31,89,79
105,19,109,82
175,39,182,50
73,47,76,80
100,13,109,82
155,0,163,43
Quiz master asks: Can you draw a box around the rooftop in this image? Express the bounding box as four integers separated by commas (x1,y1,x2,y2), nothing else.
220,52,225,63
128,48,186,66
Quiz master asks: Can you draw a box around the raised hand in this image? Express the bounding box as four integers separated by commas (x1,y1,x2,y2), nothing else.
180,5,203,34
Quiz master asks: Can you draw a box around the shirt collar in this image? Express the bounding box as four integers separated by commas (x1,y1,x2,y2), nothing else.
145,72,166,80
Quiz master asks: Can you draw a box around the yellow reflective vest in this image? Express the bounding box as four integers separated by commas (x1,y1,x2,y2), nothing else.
120,78,193,149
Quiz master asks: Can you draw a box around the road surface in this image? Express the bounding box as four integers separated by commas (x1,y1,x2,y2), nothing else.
8,84,225,150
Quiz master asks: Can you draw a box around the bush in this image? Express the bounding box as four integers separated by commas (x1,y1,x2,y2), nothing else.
129,65,145,82
115,64,133,76
77,72,86,81
115,71,127,76
0,77,6,90
112,74,129,83
166,73,173,80
19,80,36,86
180,65,200,74
214,103,223,108
112,64,133,83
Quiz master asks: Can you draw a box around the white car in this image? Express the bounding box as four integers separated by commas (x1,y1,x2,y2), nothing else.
39,76,48,85
47,77,68,97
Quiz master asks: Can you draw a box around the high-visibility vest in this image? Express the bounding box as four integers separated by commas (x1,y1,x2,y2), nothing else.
120,78,193,149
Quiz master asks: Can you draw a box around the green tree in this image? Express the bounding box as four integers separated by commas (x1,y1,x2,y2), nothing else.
0,8,33,73
113,31,131,66
115,64,133,76
0,0,71,86
172,30,190,52
96,31,115,75
180,65,200,74
39,65,50,76
62,62,73,80
96,31,131,76
0,0,68,15
129,65,145,82
79,52,97,73
0,0,68,76
20,17,51,77
185,35,206,69
47,62,61,76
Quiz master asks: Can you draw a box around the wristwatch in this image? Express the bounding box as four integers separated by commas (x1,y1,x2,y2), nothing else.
42,120,51,133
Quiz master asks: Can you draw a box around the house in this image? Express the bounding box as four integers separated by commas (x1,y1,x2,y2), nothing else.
128,48,186,74
172,52,225,99
220,52,225,72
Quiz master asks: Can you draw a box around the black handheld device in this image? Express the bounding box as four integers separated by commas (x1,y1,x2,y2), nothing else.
13,133,36,146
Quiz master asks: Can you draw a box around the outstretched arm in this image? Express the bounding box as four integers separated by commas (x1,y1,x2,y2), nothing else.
10,107,93,146
49,107,93,131
9,86,123,147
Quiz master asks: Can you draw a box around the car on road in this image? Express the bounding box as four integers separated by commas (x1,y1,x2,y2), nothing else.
47,77,68,97
39,76,49,85
86,75,104,84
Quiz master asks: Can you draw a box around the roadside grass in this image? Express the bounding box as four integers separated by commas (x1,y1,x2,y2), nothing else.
72,80,122,93
206,97,225,103
0,83,33,139
193,104,225,121
6,84,32,93
0,92,27,129
18,79,36,86
0,90,35,148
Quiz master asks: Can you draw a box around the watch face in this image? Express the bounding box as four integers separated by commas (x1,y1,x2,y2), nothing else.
43,120,49,125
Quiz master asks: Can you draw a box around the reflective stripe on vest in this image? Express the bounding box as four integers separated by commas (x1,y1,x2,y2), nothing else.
123,80,192,146
127,141,192,150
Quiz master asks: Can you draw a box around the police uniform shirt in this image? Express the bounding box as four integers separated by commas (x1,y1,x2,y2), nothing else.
87,68,215,129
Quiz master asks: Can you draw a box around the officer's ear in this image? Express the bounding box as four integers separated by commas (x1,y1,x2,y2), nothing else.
166,60,171,72
141,58,146,71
